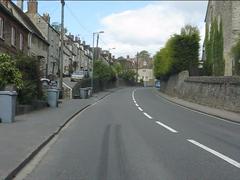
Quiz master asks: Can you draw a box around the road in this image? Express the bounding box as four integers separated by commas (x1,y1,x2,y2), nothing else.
22,88,240,180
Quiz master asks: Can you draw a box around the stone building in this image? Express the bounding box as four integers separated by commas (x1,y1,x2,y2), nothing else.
205,0,240,76
0,0,49,77
24,0,60,77
0,2,29,55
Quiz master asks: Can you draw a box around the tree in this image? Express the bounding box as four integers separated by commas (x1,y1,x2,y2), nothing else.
153,24,200,78
137,50,150,60
203,17,224,76
231,37,240,75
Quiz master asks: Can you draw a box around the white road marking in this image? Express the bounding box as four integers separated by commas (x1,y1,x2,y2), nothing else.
188,139,240,168
135,103,139,107
138,107,143,111
155,121,178,133
154,92,240,126
143,112,153,119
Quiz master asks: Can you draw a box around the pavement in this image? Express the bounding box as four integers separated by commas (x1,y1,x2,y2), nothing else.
0,89,117,180
18,87,240,180
154,89,240,124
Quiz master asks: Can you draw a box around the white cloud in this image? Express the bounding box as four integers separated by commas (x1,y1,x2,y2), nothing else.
99,1,208,58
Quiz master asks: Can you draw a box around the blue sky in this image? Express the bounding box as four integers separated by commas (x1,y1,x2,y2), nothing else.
20,1,208,57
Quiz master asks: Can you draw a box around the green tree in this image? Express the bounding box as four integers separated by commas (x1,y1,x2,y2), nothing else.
204,17,224,76
153,24,200,79
231,37,240,75
120,69,137,83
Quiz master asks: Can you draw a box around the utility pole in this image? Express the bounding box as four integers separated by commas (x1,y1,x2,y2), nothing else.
136,52,139,83
91,33,95,92
96,33,99,60
59,0,65,97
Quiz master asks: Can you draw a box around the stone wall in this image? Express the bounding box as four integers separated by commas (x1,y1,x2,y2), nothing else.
161,71,240,112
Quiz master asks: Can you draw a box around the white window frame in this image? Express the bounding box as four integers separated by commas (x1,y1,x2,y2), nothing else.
0,17,3,39
11,26,16,46
19,33,23,51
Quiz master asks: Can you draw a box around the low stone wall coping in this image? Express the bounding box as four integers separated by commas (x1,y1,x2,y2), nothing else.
185,76,240,85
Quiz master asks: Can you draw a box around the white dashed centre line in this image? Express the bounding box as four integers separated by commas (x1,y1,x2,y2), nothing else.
138,107,143,111
143,112,153,119
135,103,139,107
188,139,240,168
155,121,178,133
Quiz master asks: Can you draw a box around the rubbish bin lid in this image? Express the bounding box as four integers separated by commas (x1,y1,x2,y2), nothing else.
0,91,17,96
47,88,59,92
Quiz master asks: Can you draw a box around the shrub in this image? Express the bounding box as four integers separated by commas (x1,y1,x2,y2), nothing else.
0,54,23,90
15,54,43,104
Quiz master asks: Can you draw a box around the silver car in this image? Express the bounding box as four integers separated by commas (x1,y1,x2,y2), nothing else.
70,71,84,82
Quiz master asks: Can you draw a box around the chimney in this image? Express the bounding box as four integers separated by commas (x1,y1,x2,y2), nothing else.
42,13,50,23
27,0,38,14
17,0,23,10
0,0,9,7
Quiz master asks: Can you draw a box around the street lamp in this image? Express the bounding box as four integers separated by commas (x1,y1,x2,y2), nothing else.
91,31,104,92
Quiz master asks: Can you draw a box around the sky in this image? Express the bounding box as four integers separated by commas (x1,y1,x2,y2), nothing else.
20,1,208,58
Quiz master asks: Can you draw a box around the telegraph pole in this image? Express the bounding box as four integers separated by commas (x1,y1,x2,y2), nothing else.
136,52,139,83
96,33,99,59
59,0,65,96
91,33,95,91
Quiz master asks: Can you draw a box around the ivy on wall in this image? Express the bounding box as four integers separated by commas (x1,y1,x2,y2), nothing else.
204,17,224,76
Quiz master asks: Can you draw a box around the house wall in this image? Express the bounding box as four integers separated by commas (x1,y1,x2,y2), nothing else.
0,5,29,56
205,1,240,76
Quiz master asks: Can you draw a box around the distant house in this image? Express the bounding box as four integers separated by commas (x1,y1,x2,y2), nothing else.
204,0,240,76
24,0,60,77
0,2,29,55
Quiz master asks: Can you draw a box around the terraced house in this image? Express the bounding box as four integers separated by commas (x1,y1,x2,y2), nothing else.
0,1,29,55
0,0,49,76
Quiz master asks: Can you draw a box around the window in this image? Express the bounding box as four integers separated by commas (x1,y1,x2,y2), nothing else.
11,27,16,46
0,17,3,39
19,33,23,51
28,33,32,48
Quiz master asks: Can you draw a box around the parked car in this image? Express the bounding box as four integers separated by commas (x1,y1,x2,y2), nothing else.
71,71,85,82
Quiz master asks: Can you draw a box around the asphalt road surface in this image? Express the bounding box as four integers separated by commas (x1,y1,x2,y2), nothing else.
23,88,240,180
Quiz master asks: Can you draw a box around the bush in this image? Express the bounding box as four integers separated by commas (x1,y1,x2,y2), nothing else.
15,54,43,104
0,54,23,90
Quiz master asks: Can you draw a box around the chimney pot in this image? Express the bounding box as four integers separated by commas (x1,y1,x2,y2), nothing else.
27,0,38,14
42,13,50,23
